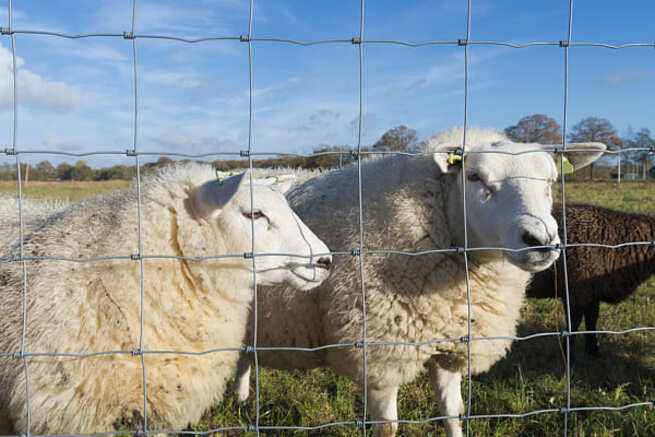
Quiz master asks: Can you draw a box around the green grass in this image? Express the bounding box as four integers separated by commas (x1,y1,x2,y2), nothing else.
0,180,130,201
193,180,655,437
6,179,655,436
555,180,655,214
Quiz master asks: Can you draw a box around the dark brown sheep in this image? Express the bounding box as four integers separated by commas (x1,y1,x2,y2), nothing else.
527,203,655,363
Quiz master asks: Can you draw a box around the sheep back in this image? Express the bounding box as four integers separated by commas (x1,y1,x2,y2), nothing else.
527,203,655,307
0,163,252,434
253,154,531,388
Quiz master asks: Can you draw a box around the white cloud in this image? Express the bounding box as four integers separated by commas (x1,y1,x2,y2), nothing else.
604,70,649,86
149,132,238,154
0,44,82,111
93,1,236,36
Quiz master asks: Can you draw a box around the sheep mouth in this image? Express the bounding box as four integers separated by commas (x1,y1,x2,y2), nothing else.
290,264,331,284
505,248,560,272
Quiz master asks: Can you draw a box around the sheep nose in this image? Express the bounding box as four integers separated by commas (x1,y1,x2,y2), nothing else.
316,257,331,270
521,232,552,253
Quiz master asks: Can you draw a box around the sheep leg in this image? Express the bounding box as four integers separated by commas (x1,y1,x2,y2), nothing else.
583,300,601,357
0,412,13,435
368,385,399,437
568,306,584,366
234,355,252,404
429,365,464,437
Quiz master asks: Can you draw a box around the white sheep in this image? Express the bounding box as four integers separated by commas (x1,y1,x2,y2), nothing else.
0,162,331,435
233,128,606,437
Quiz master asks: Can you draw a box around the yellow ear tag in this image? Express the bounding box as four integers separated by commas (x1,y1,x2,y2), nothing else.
447,152,462,165
557,155,575,175
216,170,239,184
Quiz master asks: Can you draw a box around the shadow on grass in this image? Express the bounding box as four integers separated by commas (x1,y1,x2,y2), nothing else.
192,297,655,437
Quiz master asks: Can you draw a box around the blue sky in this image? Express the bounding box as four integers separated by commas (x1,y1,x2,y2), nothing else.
0,0,654,167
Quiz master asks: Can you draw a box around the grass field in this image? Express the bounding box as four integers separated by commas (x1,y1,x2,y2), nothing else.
2,179,654,436
0,180,130,201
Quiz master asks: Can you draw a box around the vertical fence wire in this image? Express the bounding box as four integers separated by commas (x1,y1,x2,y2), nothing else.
6,0,31,433
126,0,151,434
245,0,261,435
461,0,473,436
1,0,654,436
560,0,575,435
355,0,368,435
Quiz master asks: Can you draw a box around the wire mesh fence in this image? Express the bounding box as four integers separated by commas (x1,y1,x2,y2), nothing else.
1,0,654,436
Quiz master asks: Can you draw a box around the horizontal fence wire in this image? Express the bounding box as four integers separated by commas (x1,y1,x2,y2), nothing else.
3,146,654,159
4,241,655,264
1,26,654,49
1,0,654,435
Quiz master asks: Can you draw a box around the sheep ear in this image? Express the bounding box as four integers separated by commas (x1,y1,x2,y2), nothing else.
191,172,246,218
562,142,607,170
253,174,296,194
271,175,296,194
433,146,463,174
547,142,607,171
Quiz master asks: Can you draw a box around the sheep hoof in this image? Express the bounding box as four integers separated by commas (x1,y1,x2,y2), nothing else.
236,386,250,404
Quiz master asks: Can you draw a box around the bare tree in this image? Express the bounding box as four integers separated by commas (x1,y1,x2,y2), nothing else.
504,114,562,144
624,127,654,180
568,117,620,180
373,125,418,151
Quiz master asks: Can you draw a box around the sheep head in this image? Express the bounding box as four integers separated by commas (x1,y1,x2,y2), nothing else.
184,172,331,296
433,140,606,272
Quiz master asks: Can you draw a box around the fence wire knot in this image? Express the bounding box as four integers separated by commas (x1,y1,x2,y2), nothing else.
459,336,469,343
457,39,468,46
240,34,250,42
130,253,141,261
126,149,137,157
555,243,564,250
240,150,250,157
354,418,364,427
455,247,466,255
559,40,570,48
354,341,364,349
650,240,655,248
243,252,254,259
122,31,135,40
350,150,359,160
350,249,361,257
351,37,361,45
0,27,11,35
560,330,570,338
244,345,255,353
131,349,143,356
559,407,569,414
11,254,21,262
11,352,23,359
459,413,468,420
246,424,256,432
4,148,16,155
134,429,145,437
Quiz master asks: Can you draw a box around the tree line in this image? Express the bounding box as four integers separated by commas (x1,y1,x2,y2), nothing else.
503,114,654,180
1,117,652,182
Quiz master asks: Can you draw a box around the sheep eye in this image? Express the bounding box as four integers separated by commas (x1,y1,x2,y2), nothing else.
243,211,266,220
467,173,481,182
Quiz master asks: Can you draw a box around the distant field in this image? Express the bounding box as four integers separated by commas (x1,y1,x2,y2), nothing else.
2,178,654,436
554,180,655,215
0,180,130,201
